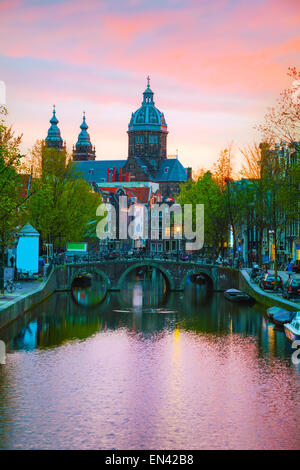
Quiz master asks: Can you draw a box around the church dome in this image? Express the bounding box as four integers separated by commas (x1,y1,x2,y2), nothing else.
128,78,167,133
76,112,92,148
45,105,63,147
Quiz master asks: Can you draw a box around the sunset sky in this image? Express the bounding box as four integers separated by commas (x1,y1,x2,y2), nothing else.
0,0,299,172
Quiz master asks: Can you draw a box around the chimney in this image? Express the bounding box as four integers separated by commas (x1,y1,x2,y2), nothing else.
112,166,116,182
107,168,110,182
119,167,123,182
187,167,192,180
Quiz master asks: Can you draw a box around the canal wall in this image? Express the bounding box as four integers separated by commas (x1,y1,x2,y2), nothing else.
239,269,299,312
0,266,67,330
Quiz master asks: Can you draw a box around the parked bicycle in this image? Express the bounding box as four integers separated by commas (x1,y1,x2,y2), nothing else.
4,280,22,293
250,265,264,284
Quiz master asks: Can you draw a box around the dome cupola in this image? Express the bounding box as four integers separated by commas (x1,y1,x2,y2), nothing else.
76,112,92,148
128,77,167,133
127,77,168,165
45,105,64,149
73,112,96,161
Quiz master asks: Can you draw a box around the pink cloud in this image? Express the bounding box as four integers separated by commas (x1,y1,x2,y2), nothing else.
0,0,299,170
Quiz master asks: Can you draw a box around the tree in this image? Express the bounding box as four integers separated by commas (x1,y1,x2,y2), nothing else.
212,144,246,259
28,144,101,249
212,144,233,190
257,67,300,149
0,106,25,290
178,171,230,257
19,139,43,178
239,143,270,265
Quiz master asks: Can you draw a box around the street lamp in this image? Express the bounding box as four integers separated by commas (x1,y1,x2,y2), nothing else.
175,225,181,261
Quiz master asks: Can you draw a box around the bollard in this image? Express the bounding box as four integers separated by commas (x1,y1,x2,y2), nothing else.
0,340,6,365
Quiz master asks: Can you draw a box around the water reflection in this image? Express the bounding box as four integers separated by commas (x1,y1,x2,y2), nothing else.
119,267,168,309
0,272,299,450
71,272,107,307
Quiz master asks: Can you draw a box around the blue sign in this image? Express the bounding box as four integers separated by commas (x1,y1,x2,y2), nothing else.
264,255,269,263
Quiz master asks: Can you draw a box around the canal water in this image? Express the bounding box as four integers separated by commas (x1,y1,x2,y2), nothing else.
0,269,299,450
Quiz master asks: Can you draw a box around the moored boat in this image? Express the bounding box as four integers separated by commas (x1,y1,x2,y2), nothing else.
284,312,300,342
272,310,296,327
224,289,255,303
266,306,285,320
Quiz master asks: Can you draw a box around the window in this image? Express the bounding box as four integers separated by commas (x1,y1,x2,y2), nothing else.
136,135,144,144
149,136,158,144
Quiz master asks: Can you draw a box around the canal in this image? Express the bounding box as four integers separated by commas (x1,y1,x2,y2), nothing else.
0,268,299,449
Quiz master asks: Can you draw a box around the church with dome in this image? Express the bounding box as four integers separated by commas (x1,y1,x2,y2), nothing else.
45,78,191,198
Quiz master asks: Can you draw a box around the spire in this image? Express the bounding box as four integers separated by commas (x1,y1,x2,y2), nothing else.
73,112,96,161
45,105,64,149
142,75,154,105
76,112,92,147
50,105,58,124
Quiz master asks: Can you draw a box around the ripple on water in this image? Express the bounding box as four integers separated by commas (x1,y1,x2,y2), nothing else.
0,281,299,450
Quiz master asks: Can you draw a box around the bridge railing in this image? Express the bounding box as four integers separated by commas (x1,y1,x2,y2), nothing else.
50,252,221,267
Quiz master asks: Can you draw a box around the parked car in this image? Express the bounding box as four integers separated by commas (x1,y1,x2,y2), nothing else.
259,273,283,290
105,251,120,260
282,277,300,300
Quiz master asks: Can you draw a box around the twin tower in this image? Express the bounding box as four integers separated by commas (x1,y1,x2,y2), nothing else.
45,79,169,166
45,106,96,161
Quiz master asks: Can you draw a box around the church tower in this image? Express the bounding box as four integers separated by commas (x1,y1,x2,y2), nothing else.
73,112,96,161
45,105,65,150
126,77,168,178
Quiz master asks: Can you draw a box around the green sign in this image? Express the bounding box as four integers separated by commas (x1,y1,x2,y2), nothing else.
66,242,87,252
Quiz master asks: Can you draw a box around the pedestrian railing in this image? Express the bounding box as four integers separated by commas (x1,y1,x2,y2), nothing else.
49,253,235,268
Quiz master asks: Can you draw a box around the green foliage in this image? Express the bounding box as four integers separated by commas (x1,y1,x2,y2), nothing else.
0,106,24,266
28,146,101,248
178,171,230,254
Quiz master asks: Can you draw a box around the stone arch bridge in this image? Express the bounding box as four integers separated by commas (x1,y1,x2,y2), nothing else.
52,259,239,292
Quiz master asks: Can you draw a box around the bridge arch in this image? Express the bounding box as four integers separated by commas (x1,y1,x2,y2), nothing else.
70,267,112,291
179,269,214,291
117,261,175,291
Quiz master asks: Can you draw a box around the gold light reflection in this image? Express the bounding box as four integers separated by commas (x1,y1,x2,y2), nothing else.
268,324,275,355
172,325,181,362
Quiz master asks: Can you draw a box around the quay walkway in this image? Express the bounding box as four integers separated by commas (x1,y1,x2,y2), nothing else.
0,280,42,309
241,269,300,311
